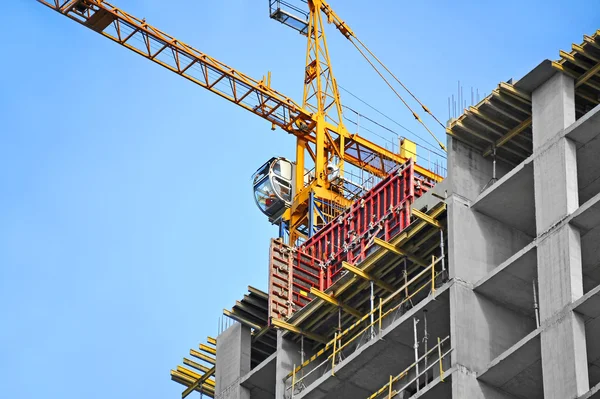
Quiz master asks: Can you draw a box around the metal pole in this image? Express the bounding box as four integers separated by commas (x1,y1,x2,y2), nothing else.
292,363,296,398
533,279,540,328
492,146,497,181
423,310,429,384
370,280,375,339
438,337,444,382
300,335,305,364
440,229,446,278
413,317,420,392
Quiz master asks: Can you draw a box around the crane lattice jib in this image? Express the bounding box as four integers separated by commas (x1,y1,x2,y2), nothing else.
38,0,442,182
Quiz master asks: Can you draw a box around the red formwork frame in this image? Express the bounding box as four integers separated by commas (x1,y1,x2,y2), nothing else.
268,159,434,321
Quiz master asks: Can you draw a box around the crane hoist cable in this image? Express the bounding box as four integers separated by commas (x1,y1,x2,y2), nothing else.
320,1,447,152
338,84,445,157
348,39,447,152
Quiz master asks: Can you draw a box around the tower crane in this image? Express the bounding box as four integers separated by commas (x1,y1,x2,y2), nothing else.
37,0,444,245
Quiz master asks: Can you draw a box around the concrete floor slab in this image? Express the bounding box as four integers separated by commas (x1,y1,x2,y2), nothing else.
474,242,537,318
412,367,454,399
571,192,600,233
572,286,600,387
580,381,600,399
576,133,600,204
472,158,536,237
566,103,600,147
240,352,276,399
478,329,543,399
574,284,600,320
294,284,452,399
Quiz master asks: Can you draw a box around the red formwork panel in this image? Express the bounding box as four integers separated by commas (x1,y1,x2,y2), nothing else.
268,159,434,322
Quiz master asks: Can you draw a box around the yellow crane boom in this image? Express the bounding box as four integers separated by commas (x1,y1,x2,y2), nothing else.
38,0,443,244
38,0,440,179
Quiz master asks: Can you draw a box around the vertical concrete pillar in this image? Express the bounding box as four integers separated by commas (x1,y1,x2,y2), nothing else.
215,323,251,399
532,71,589,398
275,331,302,399
447,138,533,398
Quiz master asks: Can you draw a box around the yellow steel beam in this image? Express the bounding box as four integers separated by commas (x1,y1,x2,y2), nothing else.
176,366,215,387
170,369,215,397
482,117,532,158
412,208,441,228
248,285,269,300
498,82,531,104
572,44,600,63
289,203,446,328
576,61,600,89
310,287,362,318
271,318,328,343
492,89,532,115
372,237,429,267
552,62,600,91
468,106,510,131
207,336,217,346
223,308,263,331
190,349,215,365
252,325,271,342
183,358,211,374
342,261,394,292
584,35,600,51
447,121,494,143
199,343,216,356
171,375,215,397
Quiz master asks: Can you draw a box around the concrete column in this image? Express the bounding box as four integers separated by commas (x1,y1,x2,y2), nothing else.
532,71,589,398
532,72,576,150
215,323,251,399
447,138,534,398
275,331,303,399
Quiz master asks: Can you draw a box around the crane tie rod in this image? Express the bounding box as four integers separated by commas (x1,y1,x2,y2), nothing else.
321,2,446,151
349,39,446,152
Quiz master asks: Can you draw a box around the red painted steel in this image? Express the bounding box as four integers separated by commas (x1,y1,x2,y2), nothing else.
268,159,434,322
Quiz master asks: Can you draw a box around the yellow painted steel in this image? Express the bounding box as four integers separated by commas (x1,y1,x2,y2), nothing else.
284,255,446,383
36,0,444,248
170,370,215,397
342,261,395,292
189,349,215,365
372,237,429,267
271,318,328,343
183,358,211,374
199,343,216,356
411,208,441,228
400,138,417,163
309,287,362,318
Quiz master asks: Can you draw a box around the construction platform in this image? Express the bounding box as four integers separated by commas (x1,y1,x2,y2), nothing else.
172,29,600,399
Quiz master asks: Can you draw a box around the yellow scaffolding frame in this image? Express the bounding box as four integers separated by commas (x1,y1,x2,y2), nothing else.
285,255,445,394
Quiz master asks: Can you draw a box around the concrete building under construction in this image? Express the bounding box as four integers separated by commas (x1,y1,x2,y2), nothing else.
33,1,600,398
170,32,600,399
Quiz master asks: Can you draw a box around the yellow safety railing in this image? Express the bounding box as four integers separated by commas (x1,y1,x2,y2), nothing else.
286,255,446,396
367,335,452,399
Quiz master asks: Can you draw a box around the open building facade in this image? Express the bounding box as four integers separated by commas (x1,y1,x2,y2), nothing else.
171,30,600,399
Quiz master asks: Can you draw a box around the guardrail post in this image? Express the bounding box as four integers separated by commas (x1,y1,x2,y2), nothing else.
291,363,296,398
332,332,337,376
438,337,444,382
431,255,436,295
379,297,383,335
388,375,393,398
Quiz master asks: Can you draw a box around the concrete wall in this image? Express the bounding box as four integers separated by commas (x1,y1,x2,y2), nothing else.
216,323,251,399
532,72,589,399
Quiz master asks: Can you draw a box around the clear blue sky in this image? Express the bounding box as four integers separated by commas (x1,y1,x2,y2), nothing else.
0,1,597,398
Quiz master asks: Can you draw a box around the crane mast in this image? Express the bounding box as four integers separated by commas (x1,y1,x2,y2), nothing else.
37,0,443,245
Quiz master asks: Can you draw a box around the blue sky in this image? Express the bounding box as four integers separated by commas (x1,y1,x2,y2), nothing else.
0,1,597,398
